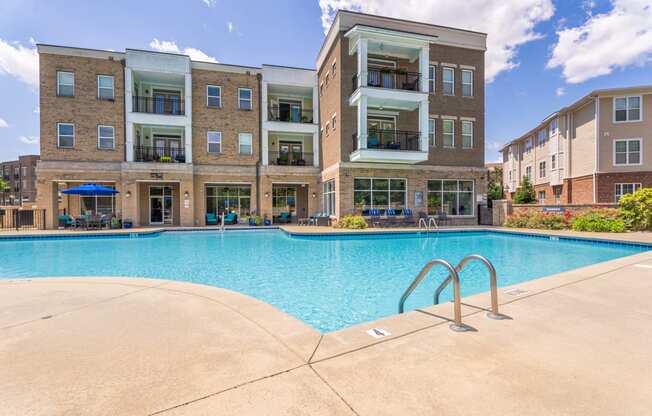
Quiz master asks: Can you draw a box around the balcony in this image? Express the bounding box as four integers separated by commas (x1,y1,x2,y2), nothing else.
132,96,185,116
268,151,314,166
133,146,186,163
352,69,421,91
268,106,314,124
350,130,427,164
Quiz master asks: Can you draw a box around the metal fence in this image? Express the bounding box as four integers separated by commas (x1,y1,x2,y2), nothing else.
0,208,46,231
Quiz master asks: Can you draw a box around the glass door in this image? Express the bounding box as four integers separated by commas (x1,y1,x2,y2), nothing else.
367,117,396,148
279,141,303,165
150,186,173,225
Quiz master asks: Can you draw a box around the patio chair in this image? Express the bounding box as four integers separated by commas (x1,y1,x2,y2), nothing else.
74,216,88,230
401,208,416,226
223,212,238,225
367,136,380,148
368,208,382,228
385,208,399,227
58,214,75,228
205,212,218,225
274,211,292,224
437,210,449,226
99,215,110,229
314,212,331,226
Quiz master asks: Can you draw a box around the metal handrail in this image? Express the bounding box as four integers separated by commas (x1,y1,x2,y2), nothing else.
434,254,502,319
398,259,467,331
428,217,438,230
418,217,439,232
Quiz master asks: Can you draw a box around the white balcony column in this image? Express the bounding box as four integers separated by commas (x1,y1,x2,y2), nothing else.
125,121,134,162
357,94,368,149
312,131,319,167
357,38,368,88
418,99,429,152
312,74,320,167
125,67,133,113
184,73,192,163
419,45,430,93
125,68,134,162
262,128,269,166
262,80,268,122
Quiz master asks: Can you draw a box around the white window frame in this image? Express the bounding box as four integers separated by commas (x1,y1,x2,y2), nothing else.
525,165,532,180
461,120,473,149
538,190,546,204
238,133,253,155
57,123,75,148
323,179,336,215
539,161,546,178
331,114,337,131
461,69,473,97
442,67,455,96
57,71,74,97
442,119,455,148
525,138,533,153
613,95,642,123
97,75,114,100
353,177,408,210
207,85,222,108
207,131,222,154
614,183,642,202
428,65,436,94
613,138,642,166
238,88,252,110
549,118,558,136
551,154,556,170
97,125,115,150
427,179,475,217
331,60,336,76
428,118,436,146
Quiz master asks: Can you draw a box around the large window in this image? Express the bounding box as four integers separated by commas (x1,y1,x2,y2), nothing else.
81,185,115,216
538,129,547,147
205,185,251,216
614,139,641,165
323,180,335,215
273,186,296,215
207,131,221,153
614,96,641,122
427,180,474,216
353,178,406,211
57,123,75,148
461,120,473,149
525,137,533,153
97,75,114,100
238,133,252,154
525,165,532,179
428,118,436,146
539,161,546,178
238,88,252,110
615,183,641,202
428,65,436,93
461,69,473,97
538,191,546,204
549,118,558,136
442,119,455,148
443,67,454,95
57,71,74,97
207,85,221,107
97,125,115,149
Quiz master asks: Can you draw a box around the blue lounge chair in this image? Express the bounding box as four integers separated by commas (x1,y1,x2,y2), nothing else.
385,208,398,227
401,208,416,226
58,214,75,228
205,212,218,225
368,208,382,227
223,212,237,225
274,211,291,224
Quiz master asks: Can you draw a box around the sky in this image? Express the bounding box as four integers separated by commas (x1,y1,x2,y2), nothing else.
0,0,651,163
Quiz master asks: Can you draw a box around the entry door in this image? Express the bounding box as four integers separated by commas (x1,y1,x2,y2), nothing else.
154,138,166,158
279,141,303,164
169,140,181,160
150,186,173,225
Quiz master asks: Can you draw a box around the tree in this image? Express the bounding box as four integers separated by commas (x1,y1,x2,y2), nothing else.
488,181,504,201
513,176,536,204
0,179,8,204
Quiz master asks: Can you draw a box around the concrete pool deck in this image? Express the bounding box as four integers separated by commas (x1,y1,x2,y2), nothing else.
2,227,652,415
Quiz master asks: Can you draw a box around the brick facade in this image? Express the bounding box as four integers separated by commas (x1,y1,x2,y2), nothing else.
0,155,40,205
596,172,652,203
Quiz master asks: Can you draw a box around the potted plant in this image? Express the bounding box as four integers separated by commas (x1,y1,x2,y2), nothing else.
159,156,172,163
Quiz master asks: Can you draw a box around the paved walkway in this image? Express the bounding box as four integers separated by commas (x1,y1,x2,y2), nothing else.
2,242,651,415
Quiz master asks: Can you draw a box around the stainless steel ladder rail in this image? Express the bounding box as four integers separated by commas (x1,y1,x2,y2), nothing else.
220,211,225,233
398,259,467,331
418,217,428,231
418,217,439,233
428,217,438,231
433,254,503,320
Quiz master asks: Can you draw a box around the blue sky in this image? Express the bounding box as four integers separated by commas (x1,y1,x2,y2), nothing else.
1,0,651,162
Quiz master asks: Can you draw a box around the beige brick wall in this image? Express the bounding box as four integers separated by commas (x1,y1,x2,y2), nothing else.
39,53,125,162
191,68,260,166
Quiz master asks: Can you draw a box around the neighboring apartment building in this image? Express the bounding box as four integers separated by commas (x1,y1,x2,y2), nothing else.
36,11,487,228
501,86,652,205
1,155,39,206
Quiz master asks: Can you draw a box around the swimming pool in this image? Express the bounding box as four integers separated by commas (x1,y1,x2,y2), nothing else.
1,230,648,332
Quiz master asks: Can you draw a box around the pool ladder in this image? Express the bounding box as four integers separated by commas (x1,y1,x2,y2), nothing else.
398,254,505,331
418,217,438,233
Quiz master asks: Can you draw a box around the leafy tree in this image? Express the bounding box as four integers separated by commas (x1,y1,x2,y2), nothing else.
488,181,503,201
619,188,652,231
513,176,536,204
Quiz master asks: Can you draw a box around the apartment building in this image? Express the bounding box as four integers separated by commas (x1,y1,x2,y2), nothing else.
1,155,39,206
36,11,487,228
501,85,652,204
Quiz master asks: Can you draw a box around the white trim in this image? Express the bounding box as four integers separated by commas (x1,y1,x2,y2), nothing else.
440,115,458,119
426,179,476,217
428,118,436,147
614,183,642,202
238,132,253,155
442,118,455,148
207,131,222,154
441,62,458,68
459,116,476,121
352,176,408,210
57,122,75,148
97,125,115,150
612,138,643,166
96,74,114,100
461,120,473,149
459,64,476,70
56,71,74,97
461,69,473,97
331,113,337,130
442,67,455,96
238,87,253,110
612,95,643,123
428,64,436,94
148,185,174,225
207,85,222,108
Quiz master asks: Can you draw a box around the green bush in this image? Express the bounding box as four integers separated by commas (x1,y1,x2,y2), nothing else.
513,176,536,204
488,181,503,201
571,209,626,233
336,215,368,229
619,188,652,231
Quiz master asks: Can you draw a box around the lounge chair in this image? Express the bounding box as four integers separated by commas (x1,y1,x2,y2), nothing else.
58,214,75,228
401,208,416,226
205,212,218,225
223,212,237,225
437,210,449,226
368,208,382,227
274,211,291,224
385,208,398,227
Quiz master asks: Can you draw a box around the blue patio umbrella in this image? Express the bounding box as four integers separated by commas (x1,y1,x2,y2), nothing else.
62,183,119,196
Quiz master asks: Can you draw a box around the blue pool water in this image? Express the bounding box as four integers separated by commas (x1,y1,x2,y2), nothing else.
0,230,648,332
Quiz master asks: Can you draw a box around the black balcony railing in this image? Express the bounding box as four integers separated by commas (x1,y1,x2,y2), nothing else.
352,69,421,91
134,146,186,163
352,130,421,151
132,96,185,115
268,106,314,123
269,151,314,166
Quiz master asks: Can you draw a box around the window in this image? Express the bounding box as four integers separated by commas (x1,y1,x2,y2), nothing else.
461,120,473,149
614,139,641,165
207,131,222,153
442,119,455,147
238,88,252,110
325,121,330,135
332,61,337,76
551,154,556,170
207,85,221,107
97,125,115,149
323,180,335,215
525,166,532,179
273,186,297,216
21,166,27,176
428,65,436,93
97,75,114,100
427,179,474,216
615,183,642,202
428,118,436,146
57,123,74,148
614,96,641,122
206,185,251,216
81,185,116,215
238,133,252,154
353,178,406,211
461,69,473,97
539,161,546,178
22,179,27,189
525,138,533,153
549,118,558,136
554,187,562,204
57,71,74,97
319,82,324,96
443,67,454,95
331,114,337,130
538,191,546,204
538,129,547,147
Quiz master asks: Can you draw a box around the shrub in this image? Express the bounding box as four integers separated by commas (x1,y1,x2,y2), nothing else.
504,211,567,230
619,188,652,231
571,209,626,233
336,215,368,229
488,181,503,201
513,176,536,204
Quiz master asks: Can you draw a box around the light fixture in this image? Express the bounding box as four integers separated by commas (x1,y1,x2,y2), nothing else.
126,191,131,198
312,192,317,198
264,192,270,198
184,191,189,198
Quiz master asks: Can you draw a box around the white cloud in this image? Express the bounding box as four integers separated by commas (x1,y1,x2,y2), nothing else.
149,38,218,63
318,0,555,82
547,0,652,84
0,118,7,128
0,38,39,86
19,135,38,145
227,22,234,33
202,0,216,7
556,87,566,96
